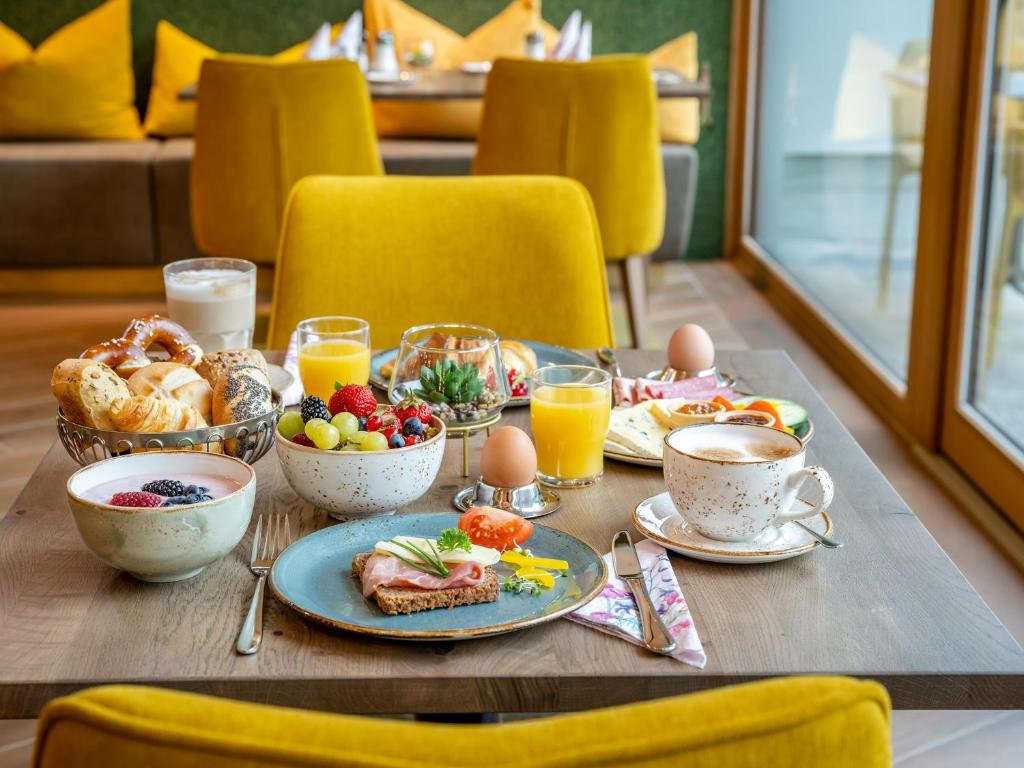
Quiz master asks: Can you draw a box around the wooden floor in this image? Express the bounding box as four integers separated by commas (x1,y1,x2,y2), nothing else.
1,260,1022,766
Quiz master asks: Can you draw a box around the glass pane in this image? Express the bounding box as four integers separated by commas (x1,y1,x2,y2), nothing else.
963,0,1024,458
752,1,934,380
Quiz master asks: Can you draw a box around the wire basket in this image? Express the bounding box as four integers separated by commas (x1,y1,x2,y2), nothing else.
56,396,283,467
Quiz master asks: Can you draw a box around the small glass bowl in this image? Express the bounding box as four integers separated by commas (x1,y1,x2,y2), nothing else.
387,323,511,429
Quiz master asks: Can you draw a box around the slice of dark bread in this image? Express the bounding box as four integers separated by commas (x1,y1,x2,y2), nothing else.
352,552,499,615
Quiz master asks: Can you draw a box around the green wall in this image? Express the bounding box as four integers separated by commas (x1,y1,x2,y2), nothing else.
0,0,731,260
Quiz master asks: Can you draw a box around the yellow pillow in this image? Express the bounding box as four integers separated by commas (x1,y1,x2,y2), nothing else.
0,0,142,140
366,0,558,139
650,31,700,144
143,21,334,137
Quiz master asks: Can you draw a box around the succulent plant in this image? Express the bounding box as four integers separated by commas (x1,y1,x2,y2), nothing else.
416,359,485,405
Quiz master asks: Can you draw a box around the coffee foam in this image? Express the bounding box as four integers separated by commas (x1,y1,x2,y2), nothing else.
667,422,800,463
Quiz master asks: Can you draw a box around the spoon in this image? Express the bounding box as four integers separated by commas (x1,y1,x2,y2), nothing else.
596,347,622,377
794,520,843,549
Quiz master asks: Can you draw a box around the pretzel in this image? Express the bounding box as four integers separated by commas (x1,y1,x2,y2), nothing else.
80,339,150,379
122,315,204,368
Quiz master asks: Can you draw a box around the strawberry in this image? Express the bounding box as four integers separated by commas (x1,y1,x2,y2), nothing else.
416,401,433,423
291,433,315,447
380,423,398,441
394,395,422,423
329,384,378,418
110,491,163,508
403,434,422,446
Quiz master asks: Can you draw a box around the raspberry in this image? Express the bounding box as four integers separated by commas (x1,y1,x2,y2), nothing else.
292,433,315,447
329,384,378,418
141,479,187,497
300,396,330,423
110,491,163,508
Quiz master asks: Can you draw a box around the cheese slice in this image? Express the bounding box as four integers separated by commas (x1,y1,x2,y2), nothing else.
608,402,669,459
374,537,501,566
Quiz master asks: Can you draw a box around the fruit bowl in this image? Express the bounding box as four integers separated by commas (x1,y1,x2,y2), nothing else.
275,415,446,520
65,451,256,582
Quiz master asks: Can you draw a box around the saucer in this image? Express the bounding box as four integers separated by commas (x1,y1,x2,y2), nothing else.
633,492,833,564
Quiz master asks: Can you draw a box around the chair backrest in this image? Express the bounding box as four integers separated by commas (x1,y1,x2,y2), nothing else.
473,55,666,260
191,56,382,265
34,676,891,768
267,175,613,350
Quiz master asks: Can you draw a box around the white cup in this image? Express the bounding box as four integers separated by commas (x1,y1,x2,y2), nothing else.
663,422,834,542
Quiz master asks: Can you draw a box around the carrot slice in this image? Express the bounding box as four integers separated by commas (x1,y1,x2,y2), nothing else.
746,400,784,430
713,395,735,411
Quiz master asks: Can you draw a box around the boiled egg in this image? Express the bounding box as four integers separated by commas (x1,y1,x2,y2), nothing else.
479,426,537,488
373,537,501,566
667,324,715,373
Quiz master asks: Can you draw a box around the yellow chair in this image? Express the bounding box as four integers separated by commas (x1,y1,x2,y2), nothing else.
267,175,614,350
191,56,382,265
473,56,666,348
33,677,891,767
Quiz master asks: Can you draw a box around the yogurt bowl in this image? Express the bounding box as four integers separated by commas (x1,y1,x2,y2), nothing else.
66,451,256,582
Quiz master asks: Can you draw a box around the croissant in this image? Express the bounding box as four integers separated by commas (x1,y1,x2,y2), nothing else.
109,395,207,433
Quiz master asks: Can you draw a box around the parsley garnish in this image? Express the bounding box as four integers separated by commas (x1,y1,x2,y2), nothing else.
437,528,472,553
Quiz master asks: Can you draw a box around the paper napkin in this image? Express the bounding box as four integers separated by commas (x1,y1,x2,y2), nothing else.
333,11,363,61
281,331,305,407
551,10,582,60
568,540,706,667
571,21,592,62
304,22,334,61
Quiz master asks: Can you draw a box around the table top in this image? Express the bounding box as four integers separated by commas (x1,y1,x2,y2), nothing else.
177,67,711,102
1,350,1021,718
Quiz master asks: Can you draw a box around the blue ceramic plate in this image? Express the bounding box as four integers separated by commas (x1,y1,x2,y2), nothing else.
269,513,608,640
369,341,595,406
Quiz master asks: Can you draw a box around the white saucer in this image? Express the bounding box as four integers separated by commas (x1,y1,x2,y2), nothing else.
633,492,833,564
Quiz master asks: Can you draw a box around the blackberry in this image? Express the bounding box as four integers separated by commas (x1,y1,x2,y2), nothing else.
300,396,330,423
142,479,187,497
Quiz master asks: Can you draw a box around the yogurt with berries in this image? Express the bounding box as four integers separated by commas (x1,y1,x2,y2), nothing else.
82,473,245,508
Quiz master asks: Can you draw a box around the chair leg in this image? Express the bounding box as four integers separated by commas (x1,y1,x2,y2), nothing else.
878,158,908,308
984,204,1019,370
619,255,648,349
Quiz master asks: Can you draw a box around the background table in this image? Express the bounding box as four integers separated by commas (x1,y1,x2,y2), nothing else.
1,350,1021,717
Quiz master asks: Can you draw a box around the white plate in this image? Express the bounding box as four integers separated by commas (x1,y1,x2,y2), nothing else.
366,70,415,84
460,61,492,74
603,440,661,467
633,491,833,564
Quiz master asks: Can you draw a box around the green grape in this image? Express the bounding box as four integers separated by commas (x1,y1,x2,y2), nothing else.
350,430,370,445
304,418,340,450
331,412,359,441
341,442,361,452
360,431,389,452
278,411,305,440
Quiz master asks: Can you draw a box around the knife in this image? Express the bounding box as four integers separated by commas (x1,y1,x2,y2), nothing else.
612,530,677,655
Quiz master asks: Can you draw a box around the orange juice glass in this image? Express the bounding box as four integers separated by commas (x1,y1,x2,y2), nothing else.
297,317,371,401
530,365,612,488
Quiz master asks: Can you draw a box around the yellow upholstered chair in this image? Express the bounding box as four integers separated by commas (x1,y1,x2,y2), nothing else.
473,56,666,348
267,175,614,351
34,677,891,767
191,56,382,265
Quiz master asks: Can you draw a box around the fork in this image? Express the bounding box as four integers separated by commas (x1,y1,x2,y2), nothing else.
236,512,290,655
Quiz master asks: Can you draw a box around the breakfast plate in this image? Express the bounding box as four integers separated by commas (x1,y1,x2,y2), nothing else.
369,341,594,406
633,492,833,564
269,512,607,640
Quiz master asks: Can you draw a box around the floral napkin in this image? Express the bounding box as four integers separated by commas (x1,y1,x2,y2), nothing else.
568,539,706,667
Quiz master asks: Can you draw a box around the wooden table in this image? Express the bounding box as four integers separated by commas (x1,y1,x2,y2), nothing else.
1,350,1022,717
177,67,711,103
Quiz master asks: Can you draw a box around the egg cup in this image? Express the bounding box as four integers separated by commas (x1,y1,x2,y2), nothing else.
646,364,737,387
453,477,561,519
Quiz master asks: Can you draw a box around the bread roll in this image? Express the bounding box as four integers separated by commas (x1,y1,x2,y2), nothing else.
500,341,538,376
127,362,213,423
213,365,272,425
109,396,207,433
196,349,269,389
51,359,130,430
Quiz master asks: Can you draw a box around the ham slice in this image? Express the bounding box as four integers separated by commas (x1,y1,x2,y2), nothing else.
612,375,737,406
360,553,486,597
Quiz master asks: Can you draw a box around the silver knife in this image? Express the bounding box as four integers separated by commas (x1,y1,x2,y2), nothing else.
612,530,677,655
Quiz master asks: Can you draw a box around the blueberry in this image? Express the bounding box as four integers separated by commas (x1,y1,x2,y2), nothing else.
161,495,187,507
402,417,424,436
184,494,203,504
199,494,214,502
184,485,199,495
358,417,367,430
388,432,405,449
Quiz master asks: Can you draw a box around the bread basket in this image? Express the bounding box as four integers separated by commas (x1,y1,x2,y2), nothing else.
56,394,282,466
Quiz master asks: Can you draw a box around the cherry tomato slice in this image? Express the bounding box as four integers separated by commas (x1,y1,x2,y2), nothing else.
458,507,534,551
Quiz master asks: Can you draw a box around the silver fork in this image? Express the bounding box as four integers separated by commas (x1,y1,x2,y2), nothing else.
236,512,290,655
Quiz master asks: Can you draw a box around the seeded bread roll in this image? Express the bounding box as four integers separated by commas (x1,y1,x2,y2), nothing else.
196,350,269,390
213,364,272,425
51,359,130,430
127,362,213,423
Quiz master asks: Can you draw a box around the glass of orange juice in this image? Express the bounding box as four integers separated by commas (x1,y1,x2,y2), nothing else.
297,316,371,401
530,365,612,488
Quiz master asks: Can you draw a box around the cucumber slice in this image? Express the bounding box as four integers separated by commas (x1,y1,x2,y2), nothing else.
731,396,809,428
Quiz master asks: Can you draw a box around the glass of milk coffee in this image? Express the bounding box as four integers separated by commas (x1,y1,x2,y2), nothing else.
163,258,256,352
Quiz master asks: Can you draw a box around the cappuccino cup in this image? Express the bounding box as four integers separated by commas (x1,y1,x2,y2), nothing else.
663,422,834,542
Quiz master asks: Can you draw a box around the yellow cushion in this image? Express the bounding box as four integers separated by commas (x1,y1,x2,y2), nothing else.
650,31,700,144
35,677,891,767
366,0,558,138
268,175,613,350
143,21,339,137
0,0,142,140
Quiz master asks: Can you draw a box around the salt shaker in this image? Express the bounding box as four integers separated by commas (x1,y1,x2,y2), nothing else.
370,30,399,75
525,29,545,60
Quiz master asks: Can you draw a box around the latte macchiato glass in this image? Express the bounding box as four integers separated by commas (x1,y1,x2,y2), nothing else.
163,258,256,352
663,422,834,542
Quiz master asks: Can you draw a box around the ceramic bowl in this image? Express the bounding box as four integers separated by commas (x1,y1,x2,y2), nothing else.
65,451,257,582
275,416,446,520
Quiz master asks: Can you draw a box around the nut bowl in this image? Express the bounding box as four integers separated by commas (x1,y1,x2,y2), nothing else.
276,416,446,520
65,451,257,582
